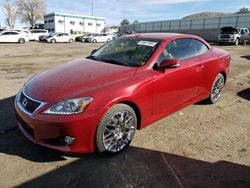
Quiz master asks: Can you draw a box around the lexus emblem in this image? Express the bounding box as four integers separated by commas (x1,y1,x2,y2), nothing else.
22,98,28,107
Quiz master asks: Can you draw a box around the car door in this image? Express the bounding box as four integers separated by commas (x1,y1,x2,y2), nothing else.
56,33,63,42
152,38,207,115
102,34,107,42
63,34,69,42
0,32,8,42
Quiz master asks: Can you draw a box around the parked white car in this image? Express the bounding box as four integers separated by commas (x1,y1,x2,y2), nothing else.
30,29,49,41
46,33,74,43
106,32,118,39
0,31,29,43
87,33,113,43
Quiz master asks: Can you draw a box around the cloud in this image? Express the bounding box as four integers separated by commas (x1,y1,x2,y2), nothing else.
139,0,211,5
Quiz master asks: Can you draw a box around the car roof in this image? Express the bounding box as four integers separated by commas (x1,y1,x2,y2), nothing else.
122,32,199,40
1,30,19,34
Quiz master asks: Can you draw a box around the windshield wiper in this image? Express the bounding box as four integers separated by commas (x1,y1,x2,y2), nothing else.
86,55,97,61
100,58,128,66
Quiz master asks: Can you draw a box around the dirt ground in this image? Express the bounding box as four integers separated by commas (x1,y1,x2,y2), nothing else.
0,42,249,188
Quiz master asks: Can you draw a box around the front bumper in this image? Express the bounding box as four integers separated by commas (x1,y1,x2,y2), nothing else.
218,38,235,43
15,97,102,153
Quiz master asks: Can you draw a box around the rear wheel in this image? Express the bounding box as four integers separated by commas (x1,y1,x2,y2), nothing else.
206,73,225,104
18,38,25,44
51,39,56,43
69,39,74,43
95,104,137,155
92,39,97,43
107,38,111,42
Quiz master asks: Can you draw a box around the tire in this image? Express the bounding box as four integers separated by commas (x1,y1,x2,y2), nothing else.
69,39,74,43
206,73,225,104
95,104,137,155
92,39,97,43
235,38,239,46
18,38,25,44
51,39,56,43
107,38,111,43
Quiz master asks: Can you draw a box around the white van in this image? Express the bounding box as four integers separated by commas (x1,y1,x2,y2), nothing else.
30,29,49,41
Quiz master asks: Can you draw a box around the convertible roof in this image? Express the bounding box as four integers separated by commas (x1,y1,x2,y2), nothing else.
122,33,196,40
121,32,211,48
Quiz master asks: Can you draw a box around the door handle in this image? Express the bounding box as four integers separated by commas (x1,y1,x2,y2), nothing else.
196,64,204,71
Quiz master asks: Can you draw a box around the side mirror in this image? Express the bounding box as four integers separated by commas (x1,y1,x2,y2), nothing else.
91,49,98,55
159,58,180,69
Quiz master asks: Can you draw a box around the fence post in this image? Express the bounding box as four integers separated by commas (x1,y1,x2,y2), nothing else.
218,17,221,29
179,20,181,30
236,15,239,28
169,21,171,30
190,19,192,30
160,22,163,31
203,18,205,30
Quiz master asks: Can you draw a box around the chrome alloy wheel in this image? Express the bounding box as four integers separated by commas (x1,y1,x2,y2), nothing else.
102,111,136,152
211,74,224,102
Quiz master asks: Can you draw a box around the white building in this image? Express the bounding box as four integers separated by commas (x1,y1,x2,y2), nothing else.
44,12,105,33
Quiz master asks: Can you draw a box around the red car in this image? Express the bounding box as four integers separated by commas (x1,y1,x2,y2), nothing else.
15,33,230,155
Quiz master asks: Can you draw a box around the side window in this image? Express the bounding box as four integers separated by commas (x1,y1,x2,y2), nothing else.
167,39,208,60
156,48,173,66
190,39,208,56
156,38,209,65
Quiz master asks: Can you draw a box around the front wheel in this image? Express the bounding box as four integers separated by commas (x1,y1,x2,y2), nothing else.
95,104,137,155
51,39,56,43
18,38,25,44
235,38,239,46
206,73,225,104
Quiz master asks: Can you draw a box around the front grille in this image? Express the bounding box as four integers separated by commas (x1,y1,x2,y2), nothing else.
220,34,230,38
19,92,41,114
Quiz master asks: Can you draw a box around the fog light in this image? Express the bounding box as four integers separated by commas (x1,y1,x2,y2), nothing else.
64,136,75,145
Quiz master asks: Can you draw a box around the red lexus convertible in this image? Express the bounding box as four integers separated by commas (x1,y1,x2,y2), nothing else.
15,33,230,155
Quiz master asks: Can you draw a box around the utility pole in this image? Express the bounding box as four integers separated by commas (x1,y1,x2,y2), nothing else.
92,0,94,16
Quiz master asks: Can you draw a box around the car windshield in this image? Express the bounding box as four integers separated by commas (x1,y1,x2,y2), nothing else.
88,38,160,67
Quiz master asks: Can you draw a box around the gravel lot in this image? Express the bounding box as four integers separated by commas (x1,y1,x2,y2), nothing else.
0,42,249,188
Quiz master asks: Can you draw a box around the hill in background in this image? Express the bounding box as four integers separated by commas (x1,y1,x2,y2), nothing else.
182,12,229,19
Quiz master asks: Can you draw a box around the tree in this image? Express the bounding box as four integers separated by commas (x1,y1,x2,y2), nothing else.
120,19,130,26
2,0,19,29
236,7,250,14
16,0,46,29
133,20,139,24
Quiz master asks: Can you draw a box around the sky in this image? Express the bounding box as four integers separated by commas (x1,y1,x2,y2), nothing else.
0,0,250,28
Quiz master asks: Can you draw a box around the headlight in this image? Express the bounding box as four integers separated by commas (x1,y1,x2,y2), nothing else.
43,97,93,115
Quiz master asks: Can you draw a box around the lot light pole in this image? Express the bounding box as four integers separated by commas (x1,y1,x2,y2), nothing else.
92,0,94,16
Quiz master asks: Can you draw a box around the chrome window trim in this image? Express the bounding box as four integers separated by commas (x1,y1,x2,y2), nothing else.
16,90,47,116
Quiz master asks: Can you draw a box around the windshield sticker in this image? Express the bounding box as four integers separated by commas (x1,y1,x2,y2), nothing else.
137,41,157,47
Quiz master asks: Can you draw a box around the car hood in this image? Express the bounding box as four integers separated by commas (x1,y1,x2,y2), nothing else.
24,58,137,102
220,27,238,33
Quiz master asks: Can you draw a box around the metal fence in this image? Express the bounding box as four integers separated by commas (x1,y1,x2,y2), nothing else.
119,13,250,33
